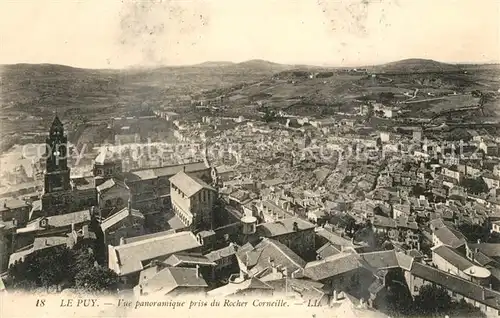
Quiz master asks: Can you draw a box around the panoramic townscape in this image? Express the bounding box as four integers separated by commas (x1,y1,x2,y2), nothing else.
1,57,500,317
1,0,500,317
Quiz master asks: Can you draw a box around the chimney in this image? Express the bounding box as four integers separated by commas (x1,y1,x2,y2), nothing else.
71,223,75,233
293,221,299,232
3,201,6,208
482,287,486,301
268,257,275,268
82,225,89,238
128,198,132,212
477,239,481,244
271,260,277,273
195,265,200,278
183,166,186,172
282,267,288,277
119,237,125,245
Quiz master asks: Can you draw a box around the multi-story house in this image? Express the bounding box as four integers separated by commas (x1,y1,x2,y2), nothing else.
169,170,217,231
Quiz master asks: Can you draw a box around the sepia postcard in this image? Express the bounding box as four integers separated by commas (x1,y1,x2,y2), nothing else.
0,0,499,317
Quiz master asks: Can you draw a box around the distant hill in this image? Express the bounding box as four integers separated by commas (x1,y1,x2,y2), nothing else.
235,59,292,70
1,58,498,140
192,61,235,67
370,58,462,74
0,59,292,130
0,63,115,74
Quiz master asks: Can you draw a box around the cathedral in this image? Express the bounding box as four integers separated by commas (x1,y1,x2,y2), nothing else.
33,115,219,233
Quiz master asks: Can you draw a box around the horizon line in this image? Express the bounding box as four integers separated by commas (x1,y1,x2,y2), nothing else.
1,57,500,71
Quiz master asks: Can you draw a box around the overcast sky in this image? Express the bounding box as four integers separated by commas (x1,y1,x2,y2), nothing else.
1,0,498,68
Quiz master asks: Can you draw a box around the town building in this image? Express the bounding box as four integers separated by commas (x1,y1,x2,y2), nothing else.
13,209,93,250
255,217,315,260
169,170,217,231
107,230,202,286
101,203,145,246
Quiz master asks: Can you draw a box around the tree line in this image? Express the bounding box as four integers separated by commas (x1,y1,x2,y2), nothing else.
8,245,119,293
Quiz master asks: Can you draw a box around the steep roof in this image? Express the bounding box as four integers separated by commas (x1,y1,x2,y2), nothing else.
256,217,314,237
0,197,29,212
126,161,209,181
205,244,237,262
315,228,355,248
17,210,92,234
94,147,120,165
123,229,176,244
432,245,476,271
304,253,362,281
169,171,215,198
359,250,400,270
110,231,201,276
100,207,144,232
9,236,68,265
316,243,341,259
410,262,500,310
96,178,128,193
433,226,467,249
206,277,273,297
468,243,500,258
237,238,306,275
164,253,215,267
139,267,208,295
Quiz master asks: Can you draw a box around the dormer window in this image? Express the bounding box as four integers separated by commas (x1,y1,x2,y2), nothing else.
40,218,48,228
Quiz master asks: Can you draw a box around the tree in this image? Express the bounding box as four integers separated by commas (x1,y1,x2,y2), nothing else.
461,177,489,194
7,245,119,293
8,246,75,289
384,283,413,315
457,222,490,242
11,279,38,291
449,299,486,318
379,92,395,103
74,266,120,293
413,285,452,315
410,184,426,197
377,233,394,250
262,107,278,123
73,248,97,274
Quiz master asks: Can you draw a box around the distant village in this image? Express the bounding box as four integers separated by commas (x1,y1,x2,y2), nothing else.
1,107,500,317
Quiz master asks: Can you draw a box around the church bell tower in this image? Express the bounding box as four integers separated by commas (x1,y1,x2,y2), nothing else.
44,115,71,193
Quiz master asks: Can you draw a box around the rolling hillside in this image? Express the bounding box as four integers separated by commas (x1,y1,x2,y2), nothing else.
1,58,499,148
370,59,463,74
